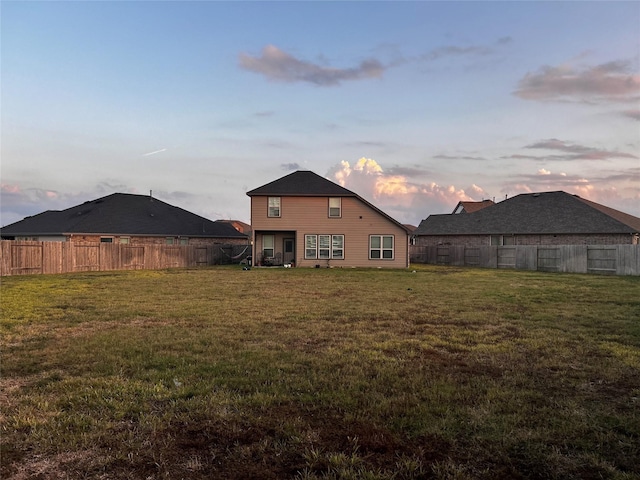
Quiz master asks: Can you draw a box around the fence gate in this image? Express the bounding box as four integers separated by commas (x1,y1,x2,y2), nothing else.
195,247,209,266
10,243,43,275
436,246,450,265
537,248,560,272
122,246,145,270
465,247,480,267
73,244,100,272
587,247,616,275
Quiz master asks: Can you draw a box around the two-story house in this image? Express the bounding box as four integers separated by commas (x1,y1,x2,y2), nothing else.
246,170,410,268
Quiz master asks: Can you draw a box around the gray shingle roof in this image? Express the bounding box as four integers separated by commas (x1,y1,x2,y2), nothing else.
414,191,640,236
246,170,356,196
1,193,247,238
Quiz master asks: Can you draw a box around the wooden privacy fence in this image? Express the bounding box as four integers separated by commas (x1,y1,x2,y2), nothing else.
411,244,640,276
0,241,251,276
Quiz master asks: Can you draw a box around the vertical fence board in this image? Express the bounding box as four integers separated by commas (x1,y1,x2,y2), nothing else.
517,245,538,270
100,244,120,272
449,246,465,266
428,246,438,265
560,245,587,274
42,241,63,274
617,245,639,276
0,241,10,276
480,246,498,269
497,247,516,269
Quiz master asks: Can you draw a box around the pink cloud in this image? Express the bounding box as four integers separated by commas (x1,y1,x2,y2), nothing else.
239,45,384,86
622,109,640,121
523,138,638,162
1,183,21,194
514,60,640,103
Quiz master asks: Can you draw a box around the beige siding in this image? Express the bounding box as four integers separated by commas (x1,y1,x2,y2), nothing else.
252,196,409,268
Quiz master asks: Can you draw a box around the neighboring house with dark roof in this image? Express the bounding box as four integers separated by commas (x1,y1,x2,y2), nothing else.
452,200,494,214
1,193,248,246
246,170,410,268
414,191,640,246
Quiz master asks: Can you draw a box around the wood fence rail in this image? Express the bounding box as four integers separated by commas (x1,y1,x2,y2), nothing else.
410,244,640,276
0,241,251,276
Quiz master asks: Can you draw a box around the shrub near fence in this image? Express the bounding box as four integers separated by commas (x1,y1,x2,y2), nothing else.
0,241,251,276
410,244,640,276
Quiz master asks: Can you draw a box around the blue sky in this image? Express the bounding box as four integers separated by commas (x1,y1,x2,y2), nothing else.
2,1,639,227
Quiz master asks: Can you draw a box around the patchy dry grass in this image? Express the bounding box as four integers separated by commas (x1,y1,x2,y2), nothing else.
1,266,639,479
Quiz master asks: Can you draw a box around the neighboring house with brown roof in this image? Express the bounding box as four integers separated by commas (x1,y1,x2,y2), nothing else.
216,219,252,237
452,200,494,214
414,191,640,246
1,193,248,246
246,170,410,268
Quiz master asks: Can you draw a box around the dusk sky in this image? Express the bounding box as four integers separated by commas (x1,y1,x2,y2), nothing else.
2,1,639,227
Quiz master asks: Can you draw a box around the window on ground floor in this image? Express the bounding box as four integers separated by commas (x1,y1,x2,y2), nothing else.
490,235,515,246
332,235,344,258
305,234,344,259
263,234,275,257
370,235,394,259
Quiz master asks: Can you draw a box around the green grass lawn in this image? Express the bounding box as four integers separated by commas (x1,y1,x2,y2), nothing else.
1,266,639,479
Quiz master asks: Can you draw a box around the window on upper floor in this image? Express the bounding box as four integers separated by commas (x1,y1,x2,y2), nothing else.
370,235,394,259
268,197,281,217
100,237,113,243
329,198,341,218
